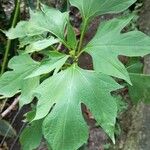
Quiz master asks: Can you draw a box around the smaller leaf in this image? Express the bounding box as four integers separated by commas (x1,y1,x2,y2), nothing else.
127,62,143,74
25,109,36,122
67,22,77,50
0,55,39,102
8,54,39,70
129,73,150,103
115,96,127,114
20,77,39,107
25,37,59,53
19,35,44,48
127,61,150,103
0,119,16,137
5,5,68,41
20,120,43,150
26,51,69,78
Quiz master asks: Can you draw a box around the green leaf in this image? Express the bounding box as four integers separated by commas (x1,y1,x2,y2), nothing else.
0,55,39,105
25,37,59,53
84,16,150,84
69,0,136,21
0,119,16,137
20,77,39,107
34,65,121,150
19,35,44,48
127,62,143,74
20,120,43,150
5,4,68,41
67,22,77,50
26,51,69,78
129,73,150,103
25,109,36,122
127,61,150,103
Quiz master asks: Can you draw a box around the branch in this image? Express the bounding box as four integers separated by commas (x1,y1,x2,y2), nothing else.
1,96,19,118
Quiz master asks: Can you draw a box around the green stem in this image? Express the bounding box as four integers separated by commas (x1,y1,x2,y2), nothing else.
77,19,88,54
1,0,20,74
66,0,69,11
61,40,72,51
36,0,40,10
76,50,84,58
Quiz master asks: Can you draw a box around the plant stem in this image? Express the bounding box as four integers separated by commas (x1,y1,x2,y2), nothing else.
77,19,88,54
36,0,40,10
62,40,72,51
66,0,69,11
1,0,20,74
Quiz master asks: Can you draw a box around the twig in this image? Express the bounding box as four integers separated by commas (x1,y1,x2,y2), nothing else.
1,96,19,118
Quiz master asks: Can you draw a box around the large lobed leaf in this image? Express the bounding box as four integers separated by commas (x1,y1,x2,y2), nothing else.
0,52,68,106
0,55,39,106
84,16,150,84
33,65,122,150
69,0,136,21
5,5,68,42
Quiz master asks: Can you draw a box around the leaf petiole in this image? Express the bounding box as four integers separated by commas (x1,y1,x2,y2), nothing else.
77,19,88,55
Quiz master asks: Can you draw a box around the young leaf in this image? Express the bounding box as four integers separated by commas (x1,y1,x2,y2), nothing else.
0,55,39,103
25,37,59,53
5,5,68,41
26,51,69,78
0,119,16,137
33,65,122,150
20,120,43,150
69,0,136,21
84,16,150,84
19,35,44,48
67,22,77,50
